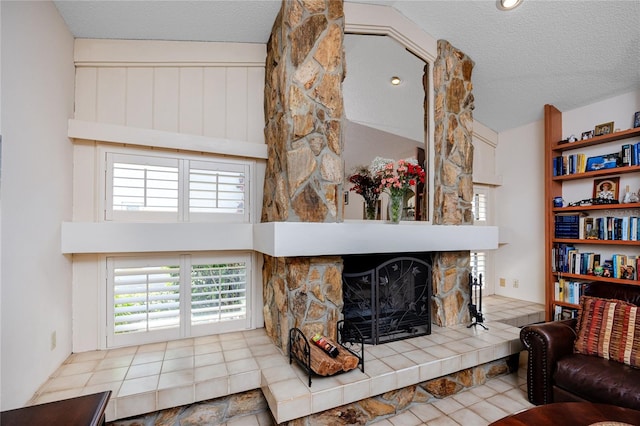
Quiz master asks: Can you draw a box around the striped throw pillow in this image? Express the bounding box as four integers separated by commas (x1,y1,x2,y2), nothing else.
574,295,640,368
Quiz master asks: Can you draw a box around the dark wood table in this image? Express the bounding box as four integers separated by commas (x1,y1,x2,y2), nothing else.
490,402,640,426
0,391,111,426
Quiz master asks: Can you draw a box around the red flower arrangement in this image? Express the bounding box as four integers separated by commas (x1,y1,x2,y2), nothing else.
371,157,426,197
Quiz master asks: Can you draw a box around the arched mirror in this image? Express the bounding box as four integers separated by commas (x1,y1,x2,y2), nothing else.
342,33,429,221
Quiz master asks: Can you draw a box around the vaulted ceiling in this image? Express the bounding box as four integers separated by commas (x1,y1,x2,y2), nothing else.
53,0,640,134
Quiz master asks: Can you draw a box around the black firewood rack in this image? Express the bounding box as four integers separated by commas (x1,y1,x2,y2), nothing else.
288,320,364,387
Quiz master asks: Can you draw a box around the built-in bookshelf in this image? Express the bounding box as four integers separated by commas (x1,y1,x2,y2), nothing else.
544,105,640,321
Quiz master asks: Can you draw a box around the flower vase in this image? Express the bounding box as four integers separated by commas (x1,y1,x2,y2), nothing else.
364,196,378,220
388,191,403,224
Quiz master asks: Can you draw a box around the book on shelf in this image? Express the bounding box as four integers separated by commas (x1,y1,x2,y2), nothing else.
553,142,640,176
621,142,640,166
553,244,639,281
555,213,580,239
554,279,585,305
592,216,640,241
621,144,633,167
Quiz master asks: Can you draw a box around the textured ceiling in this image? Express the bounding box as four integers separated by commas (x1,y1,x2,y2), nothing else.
53,0,640,133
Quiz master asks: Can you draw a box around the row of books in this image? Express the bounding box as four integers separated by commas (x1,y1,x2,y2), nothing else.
552,141,640,176
554,214,580,239
554,279,585,305
552,244,640,281
553,305,579,321
555,214,640,241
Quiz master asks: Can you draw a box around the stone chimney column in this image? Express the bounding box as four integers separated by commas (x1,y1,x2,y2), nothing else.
262,0,346,350
431,40,475,327
262,0,345,224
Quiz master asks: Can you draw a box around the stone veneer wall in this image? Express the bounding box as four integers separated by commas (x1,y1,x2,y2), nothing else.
262,256,343,352
431,40,476,327
262,0,346,350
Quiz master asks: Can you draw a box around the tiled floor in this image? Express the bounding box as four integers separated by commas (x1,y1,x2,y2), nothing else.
29,295,544,424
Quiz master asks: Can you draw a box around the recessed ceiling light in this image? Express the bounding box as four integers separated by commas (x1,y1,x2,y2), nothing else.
390,76,402,86
497,0,523,11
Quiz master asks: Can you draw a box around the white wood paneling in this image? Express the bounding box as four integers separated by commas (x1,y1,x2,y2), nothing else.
247,67,266,144
72,140,99,222
203,67,228,139
96,67,126,125
153,68,180,132
74,67,97,121
179,67,204,135
126,67,154,128
73,39,266,144
226,68,249,142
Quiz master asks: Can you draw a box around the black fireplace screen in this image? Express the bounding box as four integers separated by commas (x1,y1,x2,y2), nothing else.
342,255,432,345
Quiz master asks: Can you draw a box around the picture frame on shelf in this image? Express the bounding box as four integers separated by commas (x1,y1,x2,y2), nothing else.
594,121,614,136
585,153,619,171
581,130,593,140
593,177,619,201
634,111,640,128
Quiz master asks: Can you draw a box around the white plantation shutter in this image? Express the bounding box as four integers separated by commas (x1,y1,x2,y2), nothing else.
188,160,249,222
190,262,247,326
107,254,251,347
470,251,486,288
472,185,492,291
472,188,488,223
105,151,250,222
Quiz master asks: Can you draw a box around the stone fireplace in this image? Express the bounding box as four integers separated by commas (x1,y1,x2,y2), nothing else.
261,0,477,351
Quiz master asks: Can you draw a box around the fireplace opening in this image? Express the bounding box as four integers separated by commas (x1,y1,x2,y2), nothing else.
342,252,432,345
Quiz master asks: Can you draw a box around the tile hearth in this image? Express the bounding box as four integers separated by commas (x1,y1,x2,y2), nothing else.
29,296,544,423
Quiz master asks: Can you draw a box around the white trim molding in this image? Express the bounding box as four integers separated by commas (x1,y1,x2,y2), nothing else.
68,119,268,159
74,38,266,67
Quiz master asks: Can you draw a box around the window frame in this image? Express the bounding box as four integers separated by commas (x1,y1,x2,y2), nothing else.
100,146,253,223
105,252,253,348
472,184,495,293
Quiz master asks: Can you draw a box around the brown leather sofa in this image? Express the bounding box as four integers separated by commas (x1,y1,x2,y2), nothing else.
520,281,640,410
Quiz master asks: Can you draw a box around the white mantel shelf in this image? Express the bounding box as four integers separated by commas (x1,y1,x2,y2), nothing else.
61,221,498,255
253,221,498,257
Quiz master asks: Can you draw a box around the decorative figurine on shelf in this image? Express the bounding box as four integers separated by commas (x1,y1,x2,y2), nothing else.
621,185,640,204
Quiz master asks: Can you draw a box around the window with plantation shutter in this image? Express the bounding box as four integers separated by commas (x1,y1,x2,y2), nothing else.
107,254,251,347
190,262,247,326
472,188,488,224
105,151,251,223
470,251,486,288
188,160,247,221
472,185,493,291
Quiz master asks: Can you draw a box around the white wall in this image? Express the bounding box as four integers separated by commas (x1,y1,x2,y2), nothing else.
494,120,545,303
494,90,640,304
0,1,75,410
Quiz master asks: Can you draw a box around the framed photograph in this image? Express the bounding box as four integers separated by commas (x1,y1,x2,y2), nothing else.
593,177,619,201
594,121,614,136
585,153,619,171
581,130,593,140
634,111,640,128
